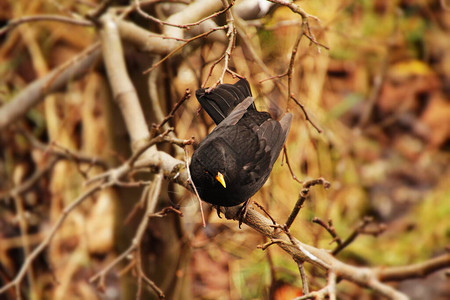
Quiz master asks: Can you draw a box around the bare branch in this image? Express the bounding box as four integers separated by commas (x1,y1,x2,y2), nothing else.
312,217,342,246
284,189,309,229
297,261,310,295
217,0,237,85
0,15,93,36
290,94,323,133
100,14,151,149
0,44,101,129
222,207,413,300
377,253,450,282
143,25,228,74
285,178,330,229
153,88,192,132
90,172,165,298
333,217,385,255
87,0,114,21
135,0,232,29
0,158,58,201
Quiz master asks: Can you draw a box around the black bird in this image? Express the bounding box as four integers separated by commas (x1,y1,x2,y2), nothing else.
189,79,292,208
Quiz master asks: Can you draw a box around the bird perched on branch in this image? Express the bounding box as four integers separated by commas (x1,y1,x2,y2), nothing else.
189,78,292,213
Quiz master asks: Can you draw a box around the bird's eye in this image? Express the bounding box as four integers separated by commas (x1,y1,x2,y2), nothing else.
204,170,214,179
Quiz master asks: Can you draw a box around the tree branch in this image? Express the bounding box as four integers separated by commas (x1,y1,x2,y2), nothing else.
221,205,445,300
99,14,150,150
0,43,101,129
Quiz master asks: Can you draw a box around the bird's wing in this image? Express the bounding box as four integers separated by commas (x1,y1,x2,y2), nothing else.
257,113,293,167
275,113,293,165
196,78,256,124
214,96,255,129
279,113,293,145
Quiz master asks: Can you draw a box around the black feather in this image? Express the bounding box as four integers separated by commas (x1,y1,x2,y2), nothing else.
190,79,292,207
196,78,256,124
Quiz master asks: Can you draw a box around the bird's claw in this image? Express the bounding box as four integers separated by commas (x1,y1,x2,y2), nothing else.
215,206,222,218
238,200,250,229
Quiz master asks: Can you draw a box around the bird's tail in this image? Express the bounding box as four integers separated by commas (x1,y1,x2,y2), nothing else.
196,78,256,124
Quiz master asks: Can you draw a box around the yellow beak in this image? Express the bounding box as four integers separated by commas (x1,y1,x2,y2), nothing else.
215,172,226,188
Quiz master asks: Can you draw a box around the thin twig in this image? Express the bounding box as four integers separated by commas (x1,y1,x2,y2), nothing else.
129,129,174,168
250,0,325,134
285,178,330,229
90,172,164,291
287,22,305,107
143,25,228,74
253,201,277,225
297,261,310,295
332,217,385,255
13,195,36,296
285,189,309,229
283,146,303,184
135,0,233,29
124,185,151,225
312,217,342,246
85,130,190,187
153,89,192,132
217,0,237,85
87,0,114,21
141,272,165,299
0,158,59,201
185,147,206,227
21,129,108,169
290,94,322,133
0,15,93,36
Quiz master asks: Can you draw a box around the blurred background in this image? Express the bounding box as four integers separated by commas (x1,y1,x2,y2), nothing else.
0,0,449,299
